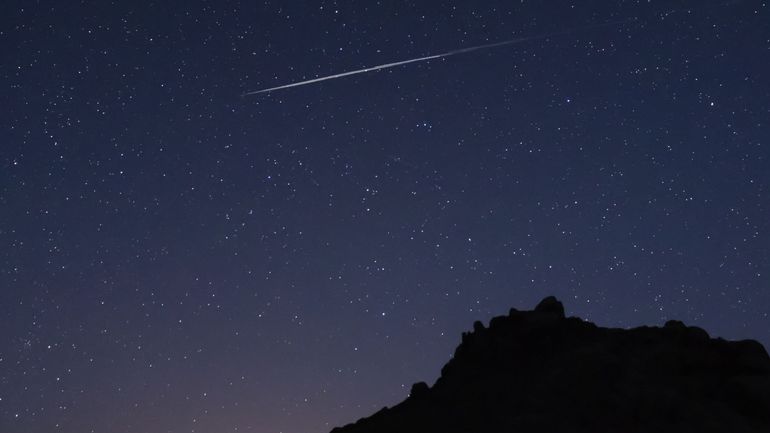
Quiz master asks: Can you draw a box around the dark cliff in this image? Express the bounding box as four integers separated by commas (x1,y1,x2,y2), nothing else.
331,297,770,433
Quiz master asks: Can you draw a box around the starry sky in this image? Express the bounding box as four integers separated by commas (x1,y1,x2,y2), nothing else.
1,1,769,432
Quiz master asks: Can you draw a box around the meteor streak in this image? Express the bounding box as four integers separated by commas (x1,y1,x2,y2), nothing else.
244,19,632,96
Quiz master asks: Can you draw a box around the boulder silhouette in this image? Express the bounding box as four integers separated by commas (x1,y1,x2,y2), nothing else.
330,297,770,433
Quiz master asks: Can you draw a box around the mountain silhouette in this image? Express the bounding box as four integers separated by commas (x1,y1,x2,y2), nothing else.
330,297,770,433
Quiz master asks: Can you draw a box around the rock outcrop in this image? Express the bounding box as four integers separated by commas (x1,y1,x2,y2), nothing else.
331,297,770,433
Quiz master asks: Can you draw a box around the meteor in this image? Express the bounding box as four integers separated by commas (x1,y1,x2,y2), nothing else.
243,19,633,96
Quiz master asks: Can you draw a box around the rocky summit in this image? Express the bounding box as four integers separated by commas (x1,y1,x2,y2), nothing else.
330,297,770,433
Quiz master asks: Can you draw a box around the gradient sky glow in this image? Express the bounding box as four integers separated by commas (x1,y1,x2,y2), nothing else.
1,1,769,432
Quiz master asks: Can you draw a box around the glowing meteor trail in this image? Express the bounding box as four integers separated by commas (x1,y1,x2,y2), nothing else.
243,38,532,95
243,20,633,96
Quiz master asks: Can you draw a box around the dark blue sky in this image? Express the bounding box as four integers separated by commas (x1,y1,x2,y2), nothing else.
2,1,768,432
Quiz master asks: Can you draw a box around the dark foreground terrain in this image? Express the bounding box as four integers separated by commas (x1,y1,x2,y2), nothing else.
331,297,770,433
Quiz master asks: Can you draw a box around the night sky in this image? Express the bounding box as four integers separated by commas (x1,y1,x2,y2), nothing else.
2,1,769,432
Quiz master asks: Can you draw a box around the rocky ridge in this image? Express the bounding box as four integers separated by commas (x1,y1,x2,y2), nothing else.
331,297,770,433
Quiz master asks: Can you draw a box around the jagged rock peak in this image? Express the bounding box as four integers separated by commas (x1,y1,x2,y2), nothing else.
533,295,565,318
